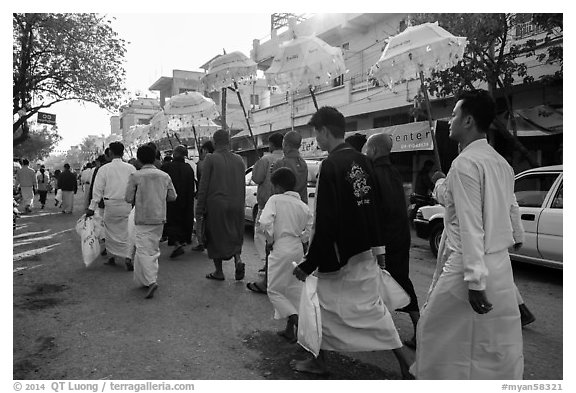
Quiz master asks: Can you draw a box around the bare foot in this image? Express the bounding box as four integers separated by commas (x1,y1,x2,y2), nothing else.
290,358,328,375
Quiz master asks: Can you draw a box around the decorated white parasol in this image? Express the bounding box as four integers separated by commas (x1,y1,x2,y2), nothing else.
149,110,169,142
264,35,347,109
125,124,151,155
201,50,259,154
166,116,219,140
201,51,257,91
369,22,468,168
163,91,220,149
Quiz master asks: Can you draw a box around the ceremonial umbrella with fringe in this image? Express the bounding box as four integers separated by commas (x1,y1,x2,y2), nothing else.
370,22,467,168
163,91,220,149
264,35,347,110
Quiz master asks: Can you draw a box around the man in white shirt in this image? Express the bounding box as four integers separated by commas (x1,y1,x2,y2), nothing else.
86,142,136,271
411,90,523,379
16,159,37,213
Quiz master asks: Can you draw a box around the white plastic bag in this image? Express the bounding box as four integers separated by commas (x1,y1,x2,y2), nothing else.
297,275,322,357
379,268,411,310
126,207,136,260
92,209,104,240
55,189,62,203
75,215,100,267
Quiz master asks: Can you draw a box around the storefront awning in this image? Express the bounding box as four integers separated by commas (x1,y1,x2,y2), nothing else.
500,105,563,137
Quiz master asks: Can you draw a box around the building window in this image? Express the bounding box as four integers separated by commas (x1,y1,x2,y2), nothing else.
119,117,124,130
399,19,407,33
138,118,150,125
341,42,349,51
250,94,259,106
333,74,344,87
179,88,196,94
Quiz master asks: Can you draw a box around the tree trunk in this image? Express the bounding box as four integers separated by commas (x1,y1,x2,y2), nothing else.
13,119,30,146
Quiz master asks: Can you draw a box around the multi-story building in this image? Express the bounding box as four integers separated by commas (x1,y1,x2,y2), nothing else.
149,69,205,107
118,97,162,142
232,13,562,177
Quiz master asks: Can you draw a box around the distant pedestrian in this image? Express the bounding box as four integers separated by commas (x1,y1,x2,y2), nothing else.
125,145,177,299
272,131,309,204
344,132,367,152
414,160,435,196
195,130,246,281
15,159,37,213
191,140,215,252
36,165,49,209
80,162,93,192
52,169,61,206
256,167,313,343
196,140,214,185
57,163,78,214
161,145,196,258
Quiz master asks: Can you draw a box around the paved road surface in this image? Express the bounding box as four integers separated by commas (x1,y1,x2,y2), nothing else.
13,192,562,380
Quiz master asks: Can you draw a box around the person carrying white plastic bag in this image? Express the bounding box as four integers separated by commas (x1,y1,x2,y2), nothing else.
295,268,322,358
75,214,100,267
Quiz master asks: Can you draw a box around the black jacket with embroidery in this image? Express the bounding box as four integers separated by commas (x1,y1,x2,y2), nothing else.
298,143,384,274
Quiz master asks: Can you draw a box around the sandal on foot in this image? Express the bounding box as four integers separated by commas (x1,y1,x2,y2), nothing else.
205,272,225,281
235,262,245,280
246,282,266,294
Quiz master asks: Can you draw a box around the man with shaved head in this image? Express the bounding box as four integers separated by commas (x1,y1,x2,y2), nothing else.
195,129,246,281
272,131,308,204
365,133,420,349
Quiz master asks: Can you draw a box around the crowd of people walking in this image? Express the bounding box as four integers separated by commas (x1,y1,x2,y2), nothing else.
14,89,533,380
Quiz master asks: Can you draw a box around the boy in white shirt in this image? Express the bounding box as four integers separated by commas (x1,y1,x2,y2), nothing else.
256,167,313,343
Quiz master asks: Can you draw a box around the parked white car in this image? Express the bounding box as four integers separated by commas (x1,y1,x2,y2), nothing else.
413,165,563,269
244,159,322,225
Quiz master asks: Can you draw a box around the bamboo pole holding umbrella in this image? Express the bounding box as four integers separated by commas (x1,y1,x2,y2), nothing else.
231,81,258,153
370,22,468,171
309,86,318,110
419,71,442,169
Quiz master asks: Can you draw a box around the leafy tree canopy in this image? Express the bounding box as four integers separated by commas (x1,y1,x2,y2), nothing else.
13,13,128,144
409,13,562,97
13,124,62,162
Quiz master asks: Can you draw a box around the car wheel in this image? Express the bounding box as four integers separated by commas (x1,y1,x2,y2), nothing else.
429,222,443,257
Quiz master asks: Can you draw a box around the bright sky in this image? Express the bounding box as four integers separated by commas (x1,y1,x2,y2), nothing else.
50,12,273,151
